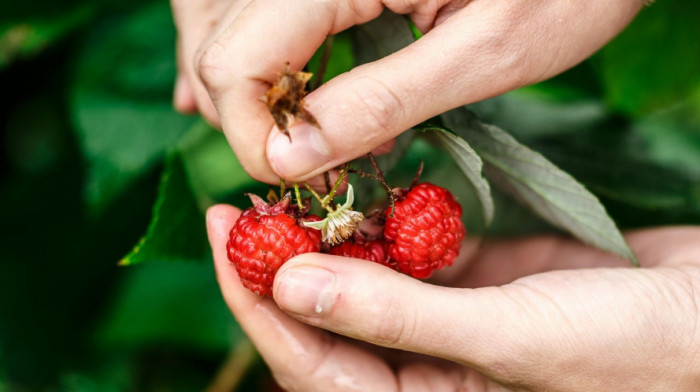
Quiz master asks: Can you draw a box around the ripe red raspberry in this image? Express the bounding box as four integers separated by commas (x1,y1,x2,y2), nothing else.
328,236,394,269
384,183,465,279
227,194,322,297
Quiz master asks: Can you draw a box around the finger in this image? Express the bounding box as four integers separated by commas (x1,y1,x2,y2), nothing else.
198,0,642,182
272,253,529,374
206,205,396,391
272,249,700,389
266,0,643,180
173,70,197,113
452,227,700,288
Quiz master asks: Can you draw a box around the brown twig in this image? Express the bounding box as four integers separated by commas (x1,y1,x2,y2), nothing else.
311,35,335,91
367,153,396,216
408,161,424,190
206,337,257,392
323,171,332,194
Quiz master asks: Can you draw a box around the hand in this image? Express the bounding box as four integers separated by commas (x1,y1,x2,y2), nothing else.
207,204,700,391
172,0,645,183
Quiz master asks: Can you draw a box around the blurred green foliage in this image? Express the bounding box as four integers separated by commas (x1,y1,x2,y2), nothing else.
1,0,699,390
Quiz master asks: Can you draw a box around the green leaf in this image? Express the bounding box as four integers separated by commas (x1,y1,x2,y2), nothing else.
70,1,195,211
352,9,414,66
98,260,239,353
599,0,700,115
442,108,638,265
416,126,494,226
0,4,94,69
178,121,257,207
120,153,208,266
468,91,608,141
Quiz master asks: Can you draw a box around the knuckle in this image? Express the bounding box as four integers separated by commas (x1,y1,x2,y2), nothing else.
368,294,416,347
196,42,227,91
347,75,404,137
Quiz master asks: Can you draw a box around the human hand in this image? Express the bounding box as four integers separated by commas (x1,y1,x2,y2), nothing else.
173,0,645,183
207,204,700,391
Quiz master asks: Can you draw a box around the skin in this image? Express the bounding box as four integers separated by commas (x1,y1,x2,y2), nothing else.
171,0,647,183
208,205,700,391
173,0,700,389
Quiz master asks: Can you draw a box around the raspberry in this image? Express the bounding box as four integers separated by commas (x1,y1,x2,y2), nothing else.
227,194,322,297
384,183,465,279
329,237,394,269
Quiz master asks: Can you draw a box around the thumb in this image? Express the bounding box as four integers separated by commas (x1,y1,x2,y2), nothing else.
272,253,534,376
265,0,642,181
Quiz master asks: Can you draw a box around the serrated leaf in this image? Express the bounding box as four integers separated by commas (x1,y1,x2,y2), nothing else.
120,153,208,266
70,2,195,212
415,126,494,226
442,108,638,265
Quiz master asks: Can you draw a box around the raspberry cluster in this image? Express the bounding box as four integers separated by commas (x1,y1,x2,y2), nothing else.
227,182,465,297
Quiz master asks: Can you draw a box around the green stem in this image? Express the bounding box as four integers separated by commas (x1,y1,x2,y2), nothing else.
292,182,304,211
325,165,349,207
302,182,335,213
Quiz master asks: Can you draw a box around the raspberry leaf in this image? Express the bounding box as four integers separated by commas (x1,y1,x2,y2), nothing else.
414,126,494,226
120,153,208,266
442,108,639,266
352,9,414,67
70,2,196,214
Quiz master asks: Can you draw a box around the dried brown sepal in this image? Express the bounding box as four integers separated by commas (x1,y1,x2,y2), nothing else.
261,62,320,139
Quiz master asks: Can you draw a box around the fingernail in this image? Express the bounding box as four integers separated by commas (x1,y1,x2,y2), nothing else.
268,123,332,180
275,267,337,316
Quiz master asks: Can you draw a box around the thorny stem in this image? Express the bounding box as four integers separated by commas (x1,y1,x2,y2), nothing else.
367,152,396,216
409,161,425,190
311,35,334,91
292,182,304,211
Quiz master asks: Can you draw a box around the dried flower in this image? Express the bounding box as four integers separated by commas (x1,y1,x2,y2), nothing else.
302,185,364,245
261,62,319,139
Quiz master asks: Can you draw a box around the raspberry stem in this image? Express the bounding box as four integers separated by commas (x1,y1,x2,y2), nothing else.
302,182,333,212
408,161,425,190
323,172,332,194
366,153,396,217
292,182,304,211
325,164,349,206
311,35,334,91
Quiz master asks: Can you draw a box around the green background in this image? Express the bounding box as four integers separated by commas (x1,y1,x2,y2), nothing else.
1,0,699,390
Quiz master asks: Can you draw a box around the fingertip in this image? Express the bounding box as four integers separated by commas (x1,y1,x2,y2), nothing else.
206,204,240,245
267,122,334,181
174,74,198,114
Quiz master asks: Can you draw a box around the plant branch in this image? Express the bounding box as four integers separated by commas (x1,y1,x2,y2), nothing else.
206,337,257,392
311,35,334,91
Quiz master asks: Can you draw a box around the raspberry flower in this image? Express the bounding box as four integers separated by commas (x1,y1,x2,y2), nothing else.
302,184,364,245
